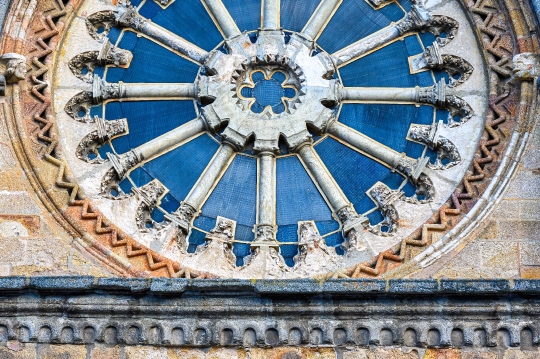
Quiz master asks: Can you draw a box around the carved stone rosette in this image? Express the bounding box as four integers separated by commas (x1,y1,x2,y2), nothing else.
1,0,535,280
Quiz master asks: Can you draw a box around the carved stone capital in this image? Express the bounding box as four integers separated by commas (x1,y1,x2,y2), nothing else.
76,117,128,163
252,224,279,249
417,79,473,125
512,53,540,81
132,179,167,232
0,53,27,91
86,1,146,40
69,39,132,82
412,42,473,87
99,151,139,199
337,206,369,235
165,202,198,234
408,122,461,170
368,182,400,235
396,4,458,47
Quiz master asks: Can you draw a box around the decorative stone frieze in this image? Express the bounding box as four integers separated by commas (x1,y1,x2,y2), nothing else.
0,277,538,348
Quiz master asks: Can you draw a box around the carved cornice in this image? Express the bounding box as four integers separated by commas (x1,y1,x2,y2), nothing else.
0,277,538,348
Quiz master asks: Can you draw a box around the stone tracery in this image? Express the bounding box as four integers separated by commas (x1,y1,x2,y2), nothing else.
59,0,485,277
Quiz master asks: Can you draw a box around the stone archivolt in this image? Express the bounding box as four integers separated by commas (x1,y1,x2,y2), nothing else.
0,0,537,279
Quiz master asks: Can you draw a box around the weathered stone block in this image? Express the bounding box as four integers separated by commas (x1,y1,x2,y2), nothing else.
90,345,121,359
520,241,540,265
38,344,87,359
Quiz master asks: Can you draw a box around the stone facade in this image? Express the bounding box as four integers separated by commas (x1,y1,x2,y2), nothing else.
0,0,538,356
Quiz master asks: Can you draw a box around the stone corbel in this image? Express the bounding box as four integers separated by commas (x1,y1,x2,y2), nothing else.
407,121,461,170
366,182,401,236
0,53,27,95
76,117,128,163
132,179,168,232
512,53,540,81
293,221,341,274
69,39,132,82
411,42,473,87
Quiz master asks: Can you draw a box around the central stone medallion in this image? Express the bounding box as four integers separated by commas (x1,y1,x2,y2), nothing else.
199,30,339,153
240,70,297,114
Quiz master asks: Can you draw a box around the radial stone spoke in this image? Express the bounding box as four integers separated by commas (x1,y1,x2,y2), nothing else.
167,143,237,233
301,0,342,41
328,121,409,170
101,118,207,196
262,0,280,30
296,143,367,233
104,82,197,100
65,77,198,121
332,3,458,67
86,3,209,64
327,121,435,202
339,81,473,122
341,87,418,103
201,0,241,39
253,152,279,247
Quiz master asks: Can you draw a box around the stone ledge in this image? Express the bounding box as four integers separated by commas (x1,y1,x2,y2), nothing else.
0,277,537,348
0,277,538,295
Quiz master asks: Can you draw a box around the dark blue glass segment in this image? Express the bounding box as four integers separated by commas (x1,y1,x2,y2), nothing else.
195,154,257,242
338,103,433,159
139,0,223,51
222,0,260,32
105,100,196,154
317,0,400,54
106,31,199,83
144,134,220,201
280,0,320,32
315,137,405,214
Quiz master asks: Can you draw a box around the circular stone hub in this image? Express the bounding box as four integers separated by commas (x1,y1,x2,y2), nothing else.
199,30,339,153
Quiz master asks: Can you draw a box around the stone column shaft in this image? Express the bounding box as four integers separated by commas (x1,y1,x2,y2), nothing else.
133,118,206,163
262,0,280,29
185,143,236,210
328,121,402,169
140,22,208,63
258,152,276,228
333,26,399,66
297,144,349,212
302,0,342,40
202,0,241,39
341,87,418,103
121,83,196,99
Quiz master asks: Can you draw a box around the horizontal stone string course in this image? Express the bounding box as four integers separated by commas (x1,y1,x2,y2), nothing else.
0,277,538,348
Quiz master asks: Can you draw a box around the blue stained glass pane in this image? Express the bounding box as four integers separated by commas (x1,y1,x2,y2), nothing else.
280,0,320,32
105,100,196,154
338,103,432,159
317,0,399,54
324,232,344,248
233,243,251,264
222,0,260,32
106,31,199,83
340,40,428,88
144,134,220,201
139,0,223,51
276,156,338,234
198,154,257,230
128,167,154,188
315,137,404,213
107,27,123,45
188,229,207,252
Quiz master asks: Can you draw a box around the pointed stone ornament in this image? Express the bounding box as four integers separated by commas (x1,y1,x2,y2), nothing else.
293,221,341,276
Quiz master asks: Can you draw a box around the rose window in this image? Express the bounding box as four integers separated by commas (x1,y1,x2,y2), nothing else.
55,0,487,277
